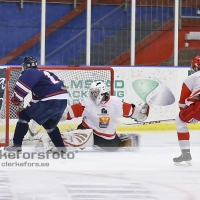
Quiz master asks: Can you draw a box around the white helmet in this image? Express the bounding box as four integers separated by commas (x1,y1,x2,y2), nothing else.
90,81,108,105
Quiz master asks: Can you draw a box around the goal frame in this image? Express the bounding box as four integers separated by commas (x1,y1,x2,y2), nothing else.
1,66,114,147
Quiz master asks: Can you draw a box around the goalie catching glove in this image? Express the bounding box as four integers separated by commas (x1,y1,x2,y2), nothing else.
131,103,150,122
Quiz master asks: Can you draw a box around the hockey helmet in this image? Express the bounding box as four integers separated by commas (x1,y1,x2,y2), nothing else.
89,81,109,105
190,55,200,73
22,56,37,71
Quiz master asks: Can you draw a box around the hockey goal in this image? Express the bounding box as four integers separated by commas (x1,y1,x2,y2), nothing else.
0,66,114,147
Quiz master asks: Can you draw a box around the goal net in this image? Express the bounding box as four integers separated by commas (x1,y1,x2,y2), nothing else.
0,66,114,146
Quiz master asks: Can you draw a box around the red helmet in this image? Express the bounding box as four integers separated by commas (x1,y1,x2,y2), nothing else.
191,55,200,72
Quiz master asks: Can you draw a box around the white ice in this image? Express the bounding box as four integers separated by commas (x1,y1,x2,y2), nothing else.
0,131,200,200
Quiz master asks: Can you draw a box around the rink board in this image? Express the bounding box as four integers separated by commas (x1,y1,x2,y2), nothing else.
3,122,200,134
116,123,200,132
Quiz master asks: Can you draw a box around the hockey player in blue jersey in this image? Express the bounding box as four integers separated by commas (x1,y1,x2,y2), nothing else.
4,56,69,153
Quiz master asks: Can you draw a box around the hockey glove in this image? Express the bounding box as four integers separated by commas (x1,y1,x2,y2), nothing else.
11,97,21,106
131,103,150,122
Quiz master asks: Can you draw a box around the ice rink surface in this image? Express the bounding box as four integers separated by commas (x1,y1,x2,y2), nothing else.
0,131,200,200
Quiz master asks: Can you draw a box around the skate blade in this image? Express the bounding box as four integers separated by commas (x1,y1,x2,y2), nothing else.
174,161,192,166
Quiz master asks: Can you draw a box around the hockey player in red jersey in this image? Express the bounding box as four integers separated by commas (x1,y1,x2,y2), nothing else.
4,56,69,153
40,81,149,152
173,55,200,165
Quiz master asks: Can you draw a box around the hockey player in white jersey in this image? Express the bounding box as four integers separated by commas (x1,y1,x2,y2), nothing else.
39,81,150,152
173,55,200,166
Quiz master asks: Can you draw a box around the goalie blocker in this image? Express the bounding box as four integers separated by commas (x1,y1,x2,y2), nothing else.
36,129,140,152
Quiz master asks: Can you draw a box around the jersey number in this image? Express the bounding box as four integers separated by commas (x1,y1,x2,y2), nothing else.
43,71,59,84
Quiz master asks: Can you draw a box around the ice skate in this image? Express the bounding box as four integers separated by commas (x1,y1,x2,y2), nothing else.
4,143,22,152
173,149,192,166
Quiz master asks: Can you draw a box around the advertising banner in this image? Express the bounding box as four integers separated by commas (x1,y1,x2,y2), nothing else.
113,67,189,122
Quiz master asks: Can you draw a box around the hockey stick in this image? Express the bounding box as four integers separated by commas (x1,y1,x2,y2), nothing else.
128,119,175,126
17,102,42,137
28,120,42,137
109,112,175,126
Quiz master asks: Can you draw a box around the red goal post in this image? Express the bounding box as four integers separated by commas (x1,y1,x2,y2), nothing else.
0,66,114,147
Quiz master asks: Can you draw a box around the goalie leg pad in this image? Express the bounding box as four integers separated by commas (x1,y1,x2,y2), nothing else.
35,129,94,152
61,129,94,149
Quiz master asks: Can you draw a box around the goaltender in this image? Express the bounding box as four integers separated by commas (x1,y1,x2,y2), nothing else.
39,81,150,152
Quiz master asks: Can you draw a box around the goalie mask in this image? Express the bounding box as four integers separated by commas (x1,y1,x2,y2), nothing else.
190,55,200,74
90,81,109,105
22,56,38,71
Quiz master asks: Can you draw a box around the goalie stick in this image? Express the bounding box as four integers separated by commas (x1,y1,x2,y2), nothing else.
109,112,175,126
130,119,175,126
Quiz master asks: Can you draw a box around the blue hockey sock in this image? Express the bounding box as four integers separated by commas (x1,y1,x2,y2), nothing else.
48,127,65,148
13,122,29,145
